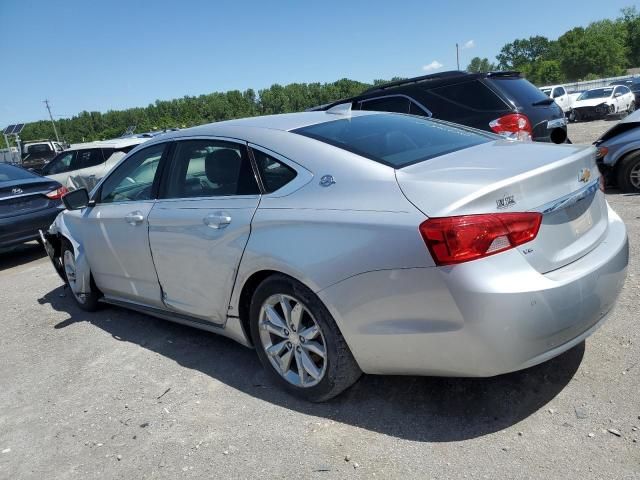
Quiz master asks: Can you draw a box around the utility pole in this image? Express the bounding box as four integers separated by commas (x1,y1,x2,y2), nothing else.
43,99,60,142
456,43,460,70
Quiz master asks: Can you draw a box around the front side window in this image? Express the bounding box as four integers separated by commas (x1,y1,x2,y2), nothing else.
294,113,492,168
73,148,105,170
163,140,259,199
42,151,76,175
99,143,165,204
552,87,565,97
251,148,297,193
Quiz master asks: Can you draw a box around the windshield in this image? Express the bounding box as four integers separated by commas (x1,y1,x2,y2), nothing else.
541,88,552,97
578,88,613,100
0,164,36,182
293,113,493,168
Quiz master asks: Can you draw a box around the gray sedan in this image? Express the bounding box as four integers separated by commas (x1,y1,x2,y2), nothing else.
42,110,628,401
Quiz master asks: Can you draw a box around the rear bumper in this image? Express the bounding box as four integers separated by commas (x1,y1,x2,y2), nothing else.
318,206,628,376
0,206,63,248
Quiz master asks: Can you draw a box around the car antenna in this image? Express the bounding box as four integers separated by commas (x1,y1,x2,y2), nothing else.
326,103,352,116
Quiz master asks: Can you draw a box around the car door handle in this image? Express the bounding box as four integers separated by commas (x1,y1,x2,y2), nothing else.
125,211,145,226
203,212,232,229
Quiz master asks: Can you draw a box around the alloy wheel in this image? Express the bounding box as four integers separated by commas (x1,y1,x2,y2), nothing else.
258,294,327,388
63,250,86,304
630,162,640,190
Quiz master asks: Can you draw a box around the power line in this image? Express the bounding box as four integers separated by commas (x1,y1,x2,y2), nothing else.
43,99,61,142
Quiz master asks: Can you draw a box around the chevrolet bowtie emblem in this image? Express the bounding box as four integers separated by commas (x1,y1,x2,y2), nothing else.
578,168,591,183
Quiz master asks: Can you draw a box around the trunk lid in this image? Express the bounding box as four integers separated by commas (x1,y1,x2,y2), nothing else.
396,140,607,273
0,178,60,218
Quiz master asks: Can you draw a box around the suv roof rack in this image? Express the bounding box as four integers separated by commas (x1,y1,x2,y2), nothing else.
362,70,522,94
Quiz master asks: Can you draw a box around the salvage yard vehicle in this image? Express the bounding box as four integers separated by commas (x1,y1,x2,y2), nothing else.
609,77,640,105
569,86,635,122
42,110,628,401
311,71,569,143
540,84,574,113
41,137,150,191
21,140,64,171
0,163,66,248
595,108,640,192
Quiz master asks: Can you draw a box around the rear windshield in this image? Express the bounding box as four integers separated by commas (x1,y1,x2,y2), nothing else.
25,144,53,154
293,113,492,168
0,164,36,182
490,77,549,106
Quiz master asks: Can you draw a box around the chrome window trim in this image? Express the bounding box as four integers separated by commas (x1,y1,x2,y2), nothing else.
358,94,433,118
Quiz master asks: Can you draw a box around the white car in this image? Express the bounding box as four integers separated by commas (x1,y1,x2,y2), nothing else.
540,85,573,113
569,85,636,122
41,137,150,190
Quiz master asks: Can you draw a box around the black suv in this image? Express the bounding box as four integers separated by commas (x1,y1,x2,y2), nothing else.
313,71,568,144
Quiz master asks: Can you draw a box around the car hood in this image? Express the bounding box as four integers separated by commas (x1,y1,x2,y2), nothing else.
596,109,640,143
573,98,612,108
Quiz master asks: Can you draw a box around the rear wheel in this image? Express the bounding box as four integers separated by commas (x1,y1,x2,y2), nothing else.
249,275,361,402
61,238,100,311
629,102,636,113
616,150,640,193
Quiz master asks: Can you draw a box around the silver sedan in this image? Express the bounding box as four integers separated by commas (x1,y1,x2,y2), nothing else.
42,110,629,401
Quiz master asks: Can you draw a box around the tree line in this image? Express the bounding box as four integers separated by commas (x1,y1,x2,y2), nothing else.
467,6,640,85
15,7,640,145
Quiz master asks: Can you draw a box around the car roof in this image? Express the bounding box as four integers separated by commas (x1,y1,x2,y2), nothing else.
155,110,381,141
68,137,149,150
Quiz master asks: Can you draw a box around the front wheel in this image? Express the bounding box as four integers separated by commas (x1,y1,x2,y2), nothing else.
628,102,636,113
249,275,361,402
61,238,100,311
616,150,640,193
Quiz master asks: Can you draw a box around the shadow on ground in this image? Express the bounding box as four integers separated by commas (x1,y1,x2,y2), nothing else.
39,285,584,443
0,242,46,271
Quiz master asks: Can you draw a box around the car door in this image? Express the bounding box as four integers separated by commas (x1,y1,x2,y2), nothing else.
147,138,262,323
42,150,77,184
81,142,168,306
65,148,108,190
553,87,567,111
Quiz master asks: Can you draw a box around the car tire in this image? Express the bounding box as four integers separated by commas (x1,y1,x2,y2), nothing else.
61,238,100,312
616,150,640,193
629,102,636,113
249,274,362,402
569,110,579,123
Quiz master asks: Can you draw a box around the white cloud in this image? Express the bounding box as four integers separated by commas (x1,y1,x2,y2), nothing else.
422,60,444,72
462,40,475,49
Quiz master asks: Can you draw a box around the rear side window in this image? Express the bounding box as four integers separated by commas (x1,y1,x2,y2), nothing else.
251,148,297,193
163,140,259,198
489,77,549,106
430,80,507,111
359,96,411,114
73,149,104,169
293,113,492,168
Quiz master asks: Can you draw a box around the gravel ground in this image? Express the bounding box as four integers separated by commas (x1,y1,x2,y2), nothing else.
567,119,616,145
0,124,638,479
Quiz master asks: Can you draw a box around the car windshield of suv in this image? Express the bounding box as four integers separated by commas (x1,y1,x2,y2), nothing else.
578,88,613,100
0,164,36,182
293,113,492,168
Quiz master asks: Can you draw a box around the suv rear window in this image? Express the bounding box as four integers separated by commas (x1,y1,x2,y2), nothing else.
489,77,549,106
293,113,492,168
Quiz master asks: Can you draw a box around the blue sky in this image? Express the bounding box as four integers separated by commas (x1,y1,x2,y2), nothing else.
0,0,634,126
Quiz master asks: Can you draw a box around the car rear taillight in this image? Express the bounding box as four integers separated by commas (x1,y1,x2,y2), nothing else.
46,186,68,200
489,113,533,141
419,213,542,266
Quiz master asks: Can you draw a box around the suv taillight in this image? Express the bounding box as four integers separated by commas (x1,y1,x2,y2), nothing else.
489,113,533,141
419,213,542,266
46,186,68,200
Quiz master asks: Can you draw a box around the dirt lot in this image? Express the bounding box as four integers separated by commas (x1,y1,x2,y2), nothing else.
567,118,615,145
0,125,638,479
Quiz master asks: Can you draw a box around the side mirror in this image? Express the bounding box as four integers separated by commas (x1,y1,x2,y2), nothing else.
62,188,90,210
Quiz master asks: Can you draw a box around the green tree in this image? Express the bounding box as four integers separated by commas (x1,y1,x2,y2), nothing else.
496,36,555,70
466,57,496,73
557,20,628,80
619,6,640,67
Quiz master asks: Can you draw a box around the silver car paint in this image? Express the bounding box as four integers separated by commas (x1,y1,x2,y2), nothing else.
597,109,640,167
49,111,629,377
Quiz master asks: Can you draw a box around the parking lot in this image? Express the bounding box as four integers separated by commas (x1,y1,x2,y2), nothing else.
0,121,638,480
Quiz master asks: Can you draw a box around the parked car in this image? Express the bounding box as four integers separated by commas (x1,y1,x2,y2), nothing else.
594,108,640,192
42,110,628,401
21,140,64,171
569,86,635,122
311,71,568,143
41,137,149,191
0,163,66,248
540,84,573,113
609,77,640,104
